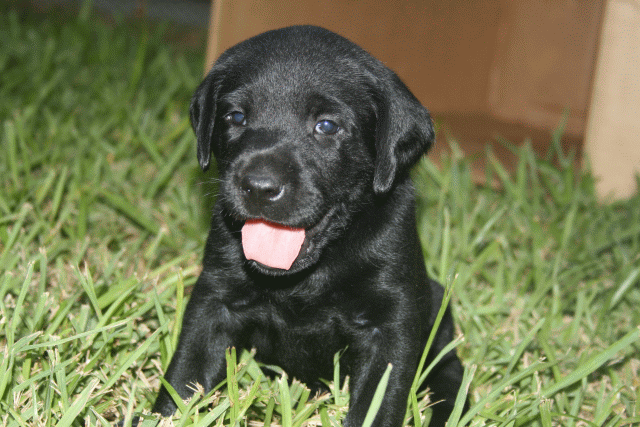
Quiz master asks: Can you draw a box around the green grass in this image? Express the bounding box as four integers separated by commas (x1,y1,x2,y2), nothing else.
1,3,639,426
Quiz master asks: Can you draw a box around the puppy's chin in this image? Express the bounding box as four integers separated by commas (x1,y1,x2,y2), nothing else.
244,245,321,277
245,258,310,276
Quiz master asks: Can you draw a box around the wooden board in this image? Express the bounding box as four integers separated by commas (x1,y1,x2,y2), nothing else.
584,0,640,199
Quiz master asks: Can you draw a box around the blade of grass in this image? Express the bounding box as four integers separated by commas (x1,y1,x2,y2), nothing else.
8,261,34,346
226,347,240,423
362,363,392,427
4,120,20,188
54,378,100,427
0,203,32,268
333,349,346,407
192,397,231,427
158,377,188,417
154,290,174,366
438,208,451,284
238,374,263,421
13,357,76,394
416,335,464,388
504,318,545,377
278,372,293,427
408,389,420,427
99,189,160,235
458,359,553,426
263,397,276,427
319,406,332,427
541,327,640,398
611,267,640,309
411,279,454,392
49,165,70,222
97,326,165,395
445,363,475,427
145,124,192,198
172,270,186,353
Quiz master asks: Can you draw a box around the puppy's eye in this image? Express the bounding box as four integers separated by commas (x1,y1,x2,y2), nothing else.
225,111,246,126
314,120,339,135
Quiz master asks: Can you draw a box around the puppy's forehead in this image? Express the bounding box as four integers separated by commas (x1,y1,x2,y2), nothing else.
216,27,376,94
229,54,363,90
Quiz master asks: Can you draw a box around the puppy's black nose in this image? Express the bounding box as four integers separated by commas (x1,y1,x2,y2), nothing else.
241,174,285,203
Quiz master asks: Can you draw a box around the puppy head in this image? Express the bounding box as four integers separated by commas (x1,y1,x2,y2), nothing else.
190,26,434,274
192,26,434,194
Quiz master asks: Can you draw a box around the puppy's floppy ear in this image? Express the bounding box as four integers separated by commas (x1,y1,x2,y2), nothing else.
373,73,435,195
190,73,218,171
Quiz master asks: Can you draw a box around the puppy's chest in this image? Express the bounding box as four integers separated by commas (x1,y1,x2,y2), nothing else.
230,294,367,377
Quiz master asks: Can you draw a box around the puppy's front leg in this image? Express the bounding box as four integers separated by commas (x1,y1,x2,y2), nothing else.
344,328,417,427
152,300,234,416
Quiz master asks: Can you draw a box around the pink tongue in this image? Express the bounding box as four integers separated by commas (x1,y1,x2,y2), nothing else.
241,219,306,270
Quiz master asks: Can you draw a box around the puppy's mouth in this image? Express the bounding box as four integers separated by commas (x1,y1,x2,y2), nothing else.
240,210,333,271
241,220,305,270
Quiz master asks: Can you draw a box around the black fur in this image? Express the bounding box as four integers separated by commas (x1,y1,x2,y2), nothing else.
152,26,465,427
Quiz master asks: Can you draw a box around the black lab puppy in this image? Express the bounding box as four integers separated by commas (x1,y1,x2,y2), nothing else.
152,26,466,427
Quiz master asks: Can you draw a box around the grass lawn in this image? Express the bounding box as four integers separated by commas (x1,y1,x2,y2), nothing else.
1,3,639,426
